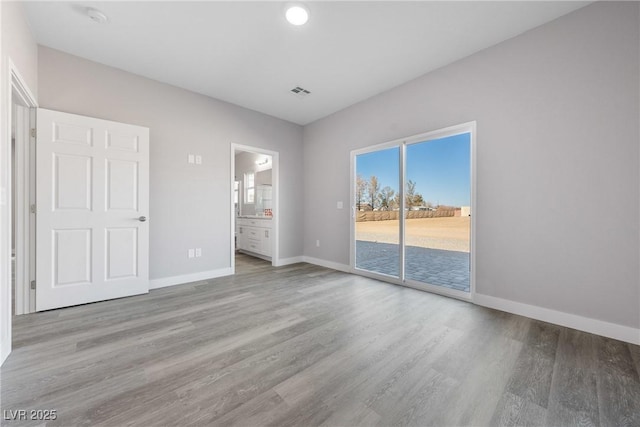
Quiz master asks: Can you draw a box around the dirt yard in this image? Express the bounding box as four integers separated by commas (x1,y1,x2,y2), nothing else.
356,216,470,252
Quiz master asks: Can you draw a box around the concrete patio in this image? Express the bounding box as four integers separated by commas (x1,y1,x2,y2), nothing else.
355,240,470,292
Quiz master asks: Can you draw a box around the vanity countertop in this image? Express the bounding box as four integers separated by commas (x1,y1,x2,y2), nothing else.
237,215,272,220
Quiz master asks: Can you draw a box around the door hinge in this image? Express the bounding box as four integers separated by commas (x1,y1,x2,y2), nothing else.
30,280,36,290
30,204,36,214
30,128,37,138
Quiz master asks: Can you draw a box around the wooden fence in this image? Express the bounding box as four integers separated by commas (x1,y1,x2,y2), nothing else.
356,209,457,222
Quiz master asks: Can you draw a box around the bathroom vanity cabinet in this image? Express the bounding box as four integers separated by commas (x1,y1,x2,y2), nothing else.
236,217,272,259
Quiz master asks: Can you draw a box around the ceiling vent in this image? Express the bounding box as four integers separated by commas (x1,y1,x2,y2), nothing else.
290,86,311,98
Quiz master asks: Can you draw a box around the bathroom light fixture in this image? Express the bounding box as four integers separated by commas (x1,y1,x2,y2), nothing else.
86,7,108,24
285,3,309,26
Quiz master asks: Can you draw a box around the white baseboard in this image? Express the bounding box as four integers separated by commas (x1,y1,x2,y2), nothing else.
275,256,305,267
149,268,233,290
474,293,640,345
302,256,351,273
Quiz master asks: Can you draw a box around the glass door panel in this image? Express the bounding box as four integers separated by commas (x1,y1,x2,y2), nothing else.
354,147,400,278
404,133,471,291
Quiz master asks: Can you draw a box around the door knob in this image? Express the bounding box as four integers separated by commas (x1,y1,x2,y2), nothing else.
138,216,147,222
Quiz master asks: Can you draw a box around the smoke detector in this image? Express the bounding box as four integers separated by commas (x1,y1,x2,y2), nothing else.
86,8,108,24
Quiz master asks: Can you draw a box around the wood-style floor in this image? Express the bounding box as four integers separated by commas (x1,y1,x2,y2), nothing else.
2,254,639,426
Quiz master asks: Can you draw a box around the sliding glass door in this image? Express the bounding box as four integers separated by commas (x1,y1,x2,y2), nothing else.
354,147,400,279
405,133,471,292
352,123,474,297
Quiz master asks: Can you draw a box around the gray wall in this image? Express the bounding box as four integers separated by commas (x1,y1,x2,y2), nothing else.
38,46,303,279
303,2,639,329
2,1,38,98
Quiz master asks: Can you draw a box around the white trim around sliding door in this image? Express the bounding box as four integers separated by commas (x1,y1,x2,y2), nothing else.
350,121,477,303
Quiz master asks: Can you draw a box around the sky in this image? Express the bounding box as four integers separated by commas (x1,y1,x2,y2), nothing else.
356,132,471,207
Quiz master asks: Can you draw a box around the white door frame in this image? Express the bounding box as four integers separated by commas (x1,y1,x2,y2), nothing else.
10,62,37,315
2,60,38,364
350,121,477,302
230,143,279,272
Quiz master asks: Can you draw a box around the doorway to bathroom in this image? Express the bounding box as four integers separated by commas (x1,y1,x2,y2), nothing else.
231,144,279,270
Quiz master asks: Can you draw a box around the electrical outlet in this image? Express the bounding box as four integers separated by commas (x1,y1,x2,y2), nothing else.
188,249,195,258
316,240,320,247
195,155,202,165
195,248,202,257
337,201,343,209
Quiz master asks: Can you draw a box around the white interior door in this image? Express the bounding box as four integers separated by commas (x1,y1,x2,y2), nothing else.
36,109,149,311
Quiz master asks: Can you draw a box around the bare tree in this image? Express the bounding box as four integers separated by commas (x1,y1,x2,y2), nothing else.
356,174,368,211
378,186,395,211
404,179,427,208
405,179,417,207
368,176,380,210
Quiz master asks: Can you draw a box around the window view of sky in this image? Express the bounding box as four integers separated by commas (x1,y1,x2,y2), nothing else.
356,133,470,207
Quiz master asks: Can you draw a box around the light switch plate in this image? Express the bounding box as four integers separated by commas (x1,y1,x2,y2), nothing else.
188,154,195,164
195,155,202,165
337,201,343,209
188,249,195,258
195,248,202,257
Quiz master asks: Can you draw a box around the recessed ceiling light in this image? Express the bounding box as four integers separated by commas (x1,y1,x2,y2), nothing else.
285,3,309,26
86,7,108,24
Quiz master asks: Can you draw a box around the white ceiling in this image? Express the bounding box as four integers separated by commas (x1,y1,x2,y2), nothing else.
24,1,590,125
